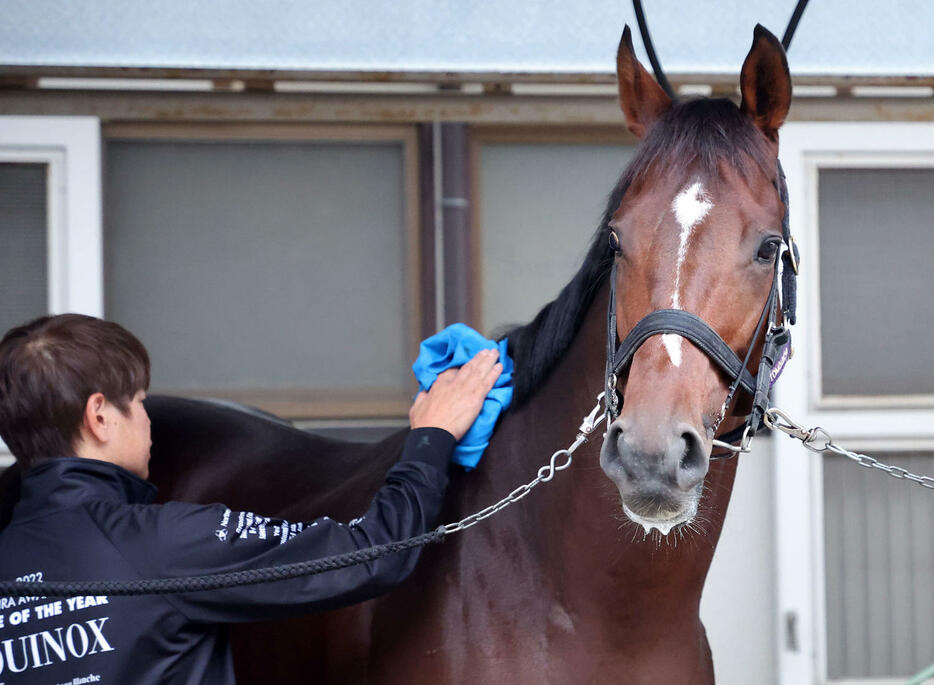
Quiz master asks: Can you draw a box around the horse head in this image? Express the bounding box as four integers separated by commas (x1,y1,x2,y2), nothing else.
599,25,791,535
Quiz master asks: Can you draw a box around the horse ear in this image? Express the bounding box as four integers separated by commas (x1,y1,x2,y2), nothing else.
616,25,672,139
739,24,792,142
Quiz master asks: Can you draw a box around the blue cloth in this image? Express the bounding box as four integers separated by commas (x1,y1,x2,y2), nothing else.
412,323,514,469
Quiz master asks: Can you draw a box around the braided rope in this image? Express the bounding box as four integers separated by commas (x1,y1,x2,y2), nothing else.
0,398,606,599
0,528,445,598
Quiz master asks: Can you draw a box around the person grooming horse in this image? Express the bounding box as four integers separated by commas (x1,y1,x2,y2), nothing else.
0,313,501,684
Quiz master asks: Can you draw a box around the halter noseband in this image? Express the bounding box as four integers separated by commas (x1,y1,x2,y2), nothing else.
604,161,799,457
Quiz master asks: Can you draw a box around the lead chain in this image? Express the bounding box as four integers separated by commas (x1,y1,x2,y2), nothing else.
764,408,934,490
440,395,607,535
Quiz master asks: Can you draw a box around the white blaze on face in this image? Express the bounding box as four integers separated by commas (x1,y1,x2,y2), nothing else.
661,181,713,367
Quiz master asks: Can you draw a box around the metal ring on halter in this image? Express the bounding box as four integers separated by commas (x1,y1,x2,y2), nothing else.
710,425,754,455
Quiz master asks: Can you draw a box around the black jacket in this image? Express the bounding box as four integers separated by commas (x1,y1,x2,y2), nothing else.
0,427,454,684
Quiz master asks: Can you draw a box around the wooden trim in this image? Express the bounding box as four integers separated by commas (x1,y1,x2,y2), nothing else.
102,121,423,420
6,64,934,88
103,121,415,142
6,90,934,127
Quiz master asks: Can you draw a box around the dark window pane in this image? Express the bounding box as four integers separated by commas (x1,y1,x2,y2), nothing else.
479,143,635,334
818,168,934,397
0,163,47,335
105,140,412,416
823,450,934,678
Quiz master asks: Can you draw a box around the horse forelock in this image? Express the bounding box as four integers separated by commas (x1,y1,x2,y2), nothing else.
623,98,776,194
506,97,777,407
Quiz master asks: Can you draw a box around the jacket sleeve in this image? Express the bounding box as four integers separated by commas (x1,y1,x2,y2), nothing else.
90,427,455,623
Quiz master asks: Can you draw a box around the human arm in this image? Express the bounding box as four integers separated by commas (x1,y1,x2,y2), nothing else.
95,350,502,622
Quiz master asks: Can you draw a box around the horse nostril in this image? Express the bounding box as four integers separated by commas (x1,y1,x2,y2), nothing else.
676,426,708,492
679,430,702,470
606,419,624,448
602,419,638,481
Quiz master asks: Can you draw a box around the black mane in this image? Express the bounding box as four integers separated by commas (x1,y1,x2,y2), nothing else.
505,98,775,406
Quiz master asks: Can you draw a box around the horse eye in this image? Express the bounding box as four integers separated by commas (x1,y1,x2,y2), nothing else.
756,237,781,263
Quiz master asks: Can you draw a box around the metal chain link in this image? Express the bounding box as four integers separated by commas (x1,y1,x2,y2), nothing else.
764,407,934,490
0,395,609,598
441,394,607,534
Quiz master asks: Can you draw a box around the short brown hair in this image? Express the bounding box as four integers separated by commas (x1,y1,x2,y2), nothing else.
0,314,150,471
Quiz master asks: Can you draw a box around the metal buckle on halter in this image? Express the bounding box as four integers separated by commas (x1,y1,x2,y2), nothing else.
785,235,799,274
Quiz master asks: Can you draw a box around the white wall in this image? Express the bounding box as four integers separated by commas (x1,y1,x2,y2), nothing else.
702,438,777,685
0,115,102,468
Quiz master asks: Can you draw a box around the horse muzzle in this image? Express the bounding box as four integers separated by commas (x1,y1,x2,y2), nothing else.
599,417,709,534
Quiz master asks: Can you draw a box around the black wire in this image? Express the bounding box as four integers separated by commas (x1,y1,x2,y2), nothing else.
782,0,811,50
632,0,810,101
632,0,678,101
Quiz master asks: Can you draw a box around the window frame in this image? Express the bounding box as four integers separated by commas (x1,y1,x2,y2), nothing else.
774,121,934,685
0,116,102,464
808,153,934,411
102,122,423,420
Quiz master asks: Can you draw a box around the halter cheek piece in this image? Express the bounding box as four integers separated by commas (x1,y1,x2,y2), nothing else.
604,160,799,458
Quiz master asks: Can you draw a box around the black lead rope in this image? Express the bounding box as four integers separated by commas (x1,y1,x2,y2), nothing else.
0,528,446,598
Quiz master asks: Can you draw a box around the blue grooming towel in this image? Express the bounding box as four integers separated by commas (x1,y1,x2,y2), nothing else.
412,323,514,469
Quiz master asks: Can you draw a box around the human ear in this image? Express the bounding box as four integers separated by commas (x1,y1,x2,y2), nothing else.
82,392,111,444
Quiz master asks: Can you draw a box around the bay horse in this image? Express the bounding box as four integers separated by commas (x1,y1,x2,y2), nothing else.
0,24,792,684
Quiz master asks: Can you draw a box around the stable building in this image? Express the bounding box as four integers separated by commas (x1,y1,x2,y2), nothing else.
1,3,932,683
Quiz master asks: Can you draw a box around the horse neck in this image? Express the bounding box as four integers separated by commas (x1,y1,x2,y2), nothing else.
474,282,739,624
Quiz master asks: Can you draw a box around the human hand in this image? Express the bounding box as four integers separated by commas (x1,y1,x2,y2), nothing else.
409,348,503,441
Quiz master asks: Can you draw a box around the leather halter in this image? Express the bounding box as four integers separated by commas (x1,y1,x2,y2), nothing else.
604,161,799,457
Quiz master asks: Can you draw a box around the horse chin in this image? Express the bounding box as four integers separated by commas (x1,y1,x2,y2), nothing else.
620,498,699,537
